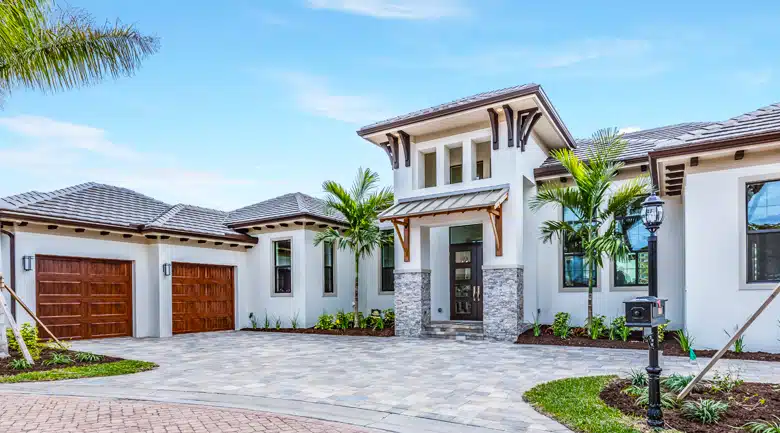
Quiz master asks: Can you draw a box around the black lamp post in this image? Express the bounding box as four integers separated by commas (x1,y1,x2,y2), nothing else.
641,193,665,427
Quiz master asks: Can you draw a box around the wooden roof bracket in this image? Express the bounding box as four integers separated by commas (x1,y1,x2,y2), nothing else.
502,105,514,147
517,108,542,152
487,108,499,150
487,203,503,257
386,133,400,169
380,141,394,168
391,217,410,262
398,130,411,167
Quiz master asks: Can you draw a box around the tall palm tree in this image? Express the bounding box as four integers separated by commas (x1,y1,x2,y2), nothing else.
0,0,158,98
314,168,394,328
530,128,651,329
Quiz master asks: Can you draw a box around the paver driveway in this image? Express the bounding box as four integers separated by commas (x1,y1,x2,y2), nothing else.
4,331,780,432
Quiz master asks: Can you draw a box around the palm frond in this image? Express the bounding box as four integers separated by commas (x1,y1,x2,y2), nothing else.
0,2,159,96
529,183,581,213
313,227,342,247
602,176,651,219
349,167,379,203
538,220,579,244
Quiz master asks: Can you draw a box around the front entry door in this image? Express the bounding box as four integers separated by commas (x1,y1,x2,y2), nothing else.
450,243,483,321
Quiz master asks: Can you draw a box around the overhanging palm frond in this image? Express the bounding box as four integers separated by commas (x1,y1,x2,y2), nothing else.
529,184,581,213
602,176,652,219
0,1,159,97
538,220,579,244
349,167,379,203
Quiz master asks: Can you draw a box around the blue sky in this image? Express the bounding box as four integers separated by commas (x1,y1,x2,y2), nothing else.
0,0,778,210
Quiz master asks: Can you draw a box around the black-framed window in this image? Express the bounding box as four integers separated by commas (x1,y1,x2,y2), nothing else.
747,180,780,282
563,207,596,287
274,239,292,294
614,206,650,287
450,164,462,184
380,230,394,293
323,241,334,294
476,161,485,180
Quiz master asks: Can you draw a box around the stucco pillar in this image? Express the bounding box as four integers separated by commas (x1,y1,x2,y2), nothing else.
482,266,525,341
393,270,431,337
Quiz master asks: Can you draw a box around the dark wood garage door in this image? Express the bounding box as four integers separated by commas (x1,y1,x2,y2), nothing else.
171,262,234,334
36,255,133,340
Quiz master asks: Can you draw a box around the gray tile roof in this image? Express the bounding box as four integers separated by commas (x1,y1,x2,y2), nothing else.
227,192,345,226
539,122,714,170
358,84,539,133
655,103,780,149
0,183,340,240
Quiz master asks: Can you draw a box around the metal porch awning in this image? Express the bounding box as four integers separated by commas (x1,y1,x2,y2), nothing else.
379,185,509,262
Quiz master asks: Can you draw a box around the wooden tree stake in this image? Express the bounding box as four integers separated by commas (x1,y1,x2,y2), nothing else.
677,283,780,400
2,284,67,350
0,277,33,364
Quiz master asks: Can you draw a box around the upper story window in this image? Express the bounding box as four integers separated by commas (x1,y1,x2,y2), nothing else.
380,230,394,293
323,241,334,294
423,151,437,188
447,146,462,184
747,180,780,282
614,206,649,287
472,141,491,180
274,239,292,294
562,207,596,288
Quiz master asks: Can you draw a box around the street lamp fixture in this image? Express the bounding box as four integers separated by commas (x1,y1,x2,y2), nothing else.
641,192,665,428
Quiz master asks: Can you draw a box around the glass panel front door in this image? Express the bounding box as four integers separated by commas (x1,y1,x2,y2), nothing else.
450,243,483,320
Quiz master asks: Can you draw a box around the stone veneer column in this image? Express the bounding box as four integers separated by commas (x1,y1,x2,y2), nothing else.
482,266,525,341
393,270,431,337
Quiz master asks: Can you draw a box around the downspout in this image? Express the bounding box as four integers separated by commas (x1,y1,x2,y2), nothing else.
0,226,15,319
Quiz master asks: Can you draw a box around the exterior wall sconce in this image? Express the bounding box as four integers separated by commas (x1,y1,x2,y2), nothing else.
162,263,172,277
22,256,34,272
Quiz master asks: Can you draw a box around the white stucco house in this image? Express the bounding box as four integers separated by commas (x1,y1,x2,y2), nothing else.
357,84,780,352
1,83,780,354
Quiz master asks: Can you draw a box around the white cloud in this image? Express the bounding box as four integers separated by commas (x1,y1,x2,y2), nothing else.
273,71,392,124
0,116,256,210
619,126,642,134
305,0,468,20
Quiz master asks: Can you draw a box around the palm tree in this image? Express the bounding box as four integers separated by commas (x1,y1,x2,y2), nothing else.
314,168,394,328
530,128,651,330
0,0,158,98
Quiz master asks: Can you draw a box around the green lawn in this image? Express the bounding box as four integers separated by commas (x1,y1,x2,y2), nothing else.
523,375,643,433
0,360,157,384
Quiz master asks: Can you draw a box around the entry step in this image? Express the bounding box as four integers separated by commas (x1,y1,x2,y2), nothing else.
422,321,484,341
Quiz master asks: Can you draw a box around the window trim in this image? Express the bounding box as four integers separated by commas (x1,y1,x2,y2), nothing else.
323,241,336,296
379,230,395,294
737,173,780,291
272,238,293,297
559,207,599,293
745,178,780,285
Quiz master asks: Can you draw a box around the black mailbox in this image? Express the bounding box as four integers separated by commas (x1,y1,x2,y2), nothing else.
624,296,668,327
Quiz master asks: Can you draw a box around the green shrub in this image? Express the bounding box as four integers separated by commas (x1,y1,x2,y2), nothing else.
622,385,646,397
724,326,745,353
628,369,648,387
334,310,351,330
274,316,282,330
532,312,542,337
662,373,696,393
248,312,259,329
263,310,270,330
609,316,627,341
345,311,365,328
369,315,384,330
681,399,728,424
634,389,678,409
588,315,606,340
710,369,744,393
6,323,41,360
314,313,334,330
382,308,395,327
290,312,300,330
657,323,668,343
74,352,103,363
552,312,571,339
675,329,695,353
43,353,73,366
744,416,780,433
9,358,32,370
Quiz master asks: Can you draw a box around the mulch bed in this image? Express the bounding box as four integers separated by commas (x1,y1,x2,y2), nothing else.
601,378,780,433
242,327,395,337
664,344,780,362
515,325,658,350
0,348,123,376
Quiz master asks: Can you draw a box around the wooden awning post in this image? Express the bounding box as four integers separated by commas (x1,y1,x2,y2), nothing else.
487,203,503,257
391,218,411,262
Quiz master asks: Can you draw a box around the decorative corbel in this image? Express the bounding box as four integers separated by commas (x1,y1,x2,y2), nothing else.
386,133,400,169
487,204,503,257
398,130,411,167
487,108,499,150
391,218,410,262
380,141,394,167
516,108,542,152
502,105,515,147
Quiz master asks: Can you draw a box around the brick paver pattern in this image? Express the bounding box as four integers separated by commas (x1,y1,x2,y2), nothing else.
0,393,370,433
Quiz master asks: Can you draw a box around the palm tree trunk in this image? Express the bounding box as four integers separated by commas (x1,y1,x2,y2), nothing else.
353,251,360,328
587,259,594,330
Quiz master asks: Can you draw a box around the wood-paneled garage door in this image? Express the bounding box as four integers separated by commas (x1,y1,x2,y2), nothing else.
172,262,234,334
36,255,133,340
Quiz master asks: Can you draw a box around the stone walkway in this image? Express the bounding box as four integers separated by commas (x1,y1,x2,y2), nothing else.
3,331,780,432
0,393,372,433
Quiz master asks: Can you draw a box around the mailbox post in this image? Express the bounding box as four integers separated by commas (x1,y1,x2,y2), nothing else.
628,193,667,428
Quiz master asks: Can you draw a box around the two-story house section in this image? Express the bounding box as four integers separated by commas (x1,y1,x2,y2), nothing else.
357,84,576,340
